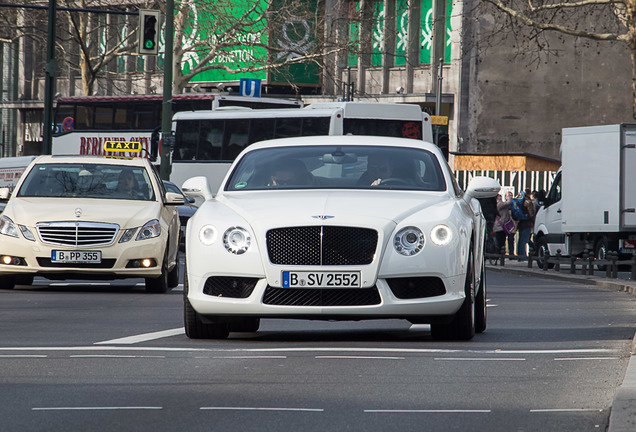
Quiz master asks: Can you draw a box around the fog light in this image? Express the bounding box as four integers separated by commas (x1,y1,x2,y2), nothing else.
2,255,12,265
142,258,152,268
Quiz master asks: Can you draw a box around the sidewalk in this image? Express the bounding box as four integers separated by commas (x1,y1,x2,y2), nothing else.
485,260,636,432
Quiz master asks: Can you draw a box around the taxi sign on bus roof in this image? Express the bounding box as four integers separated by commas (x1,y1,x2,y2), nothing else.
104,141,142,152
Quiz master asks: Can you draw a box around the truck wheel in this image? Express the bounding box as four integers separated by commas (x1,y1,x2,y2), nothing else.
595,237,608,271
431,249,476,341
536,237,554,269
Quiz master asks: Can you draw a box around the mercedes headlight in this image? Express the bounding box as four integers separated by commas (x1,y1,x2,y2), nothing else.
0,216,18,238
394,226,425,256
223,226,251,255
431,224,452,246
136,219,161,241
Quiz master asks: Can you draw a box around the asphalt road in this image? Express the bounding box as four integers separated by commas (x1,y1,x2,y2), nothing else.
1,267,635,432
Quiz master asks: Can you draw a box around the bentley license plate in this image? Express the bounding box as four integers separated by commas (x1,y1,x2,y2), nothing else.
51,250,102,264
282,271,360,288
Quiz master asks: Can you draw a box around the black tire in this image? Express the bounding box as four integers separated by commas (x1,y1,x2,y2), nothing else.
595,236,608,272
145,243,170,293
431,248,476,341
229,318,261,333
183,268,229,339
475,259,487,334
536,236,554,269
16,275,34,286
0,275,16,290
167,259,179,288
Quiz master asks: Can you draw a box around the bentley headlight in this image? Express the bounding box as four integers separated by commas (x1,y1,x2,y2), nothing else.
223,226,251,255
136,219,161,241
394,226,425,256
0,216,19,238
431,224,452,246
199,225,217,246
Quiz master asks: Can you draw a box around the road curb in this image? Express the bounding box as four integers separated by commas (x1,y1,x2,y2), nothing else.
486,263,636,432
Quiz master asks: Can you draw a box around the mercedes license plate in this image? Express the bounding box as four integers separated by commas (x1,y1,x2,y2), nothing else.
51,250,102,264
282,271,360,288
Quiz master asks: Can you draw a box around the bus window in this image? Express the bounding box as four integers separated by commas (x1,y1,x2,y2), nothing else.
275,118,302,138
174,120,200,160
224,119,250,160
54,105,75,126
94,105,114,130
75,106,94,129
344,119,422,140
301,117,331,136
134,103,157,129
114,106,134,129
248,118,276,143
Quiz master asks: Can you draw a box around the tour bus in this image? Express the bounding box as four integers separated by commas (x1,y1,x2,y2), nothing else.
170,101,434,192
51,93,302,157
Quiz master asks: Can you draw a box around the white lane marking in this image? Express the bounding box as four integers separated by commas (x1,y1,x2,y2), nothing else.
69,355,166,359
486,304,497,307
94,328,185,345
435,358,525,361
201,356,288,359
530,408,603,413
200,407,323,412
365,409,491,413
32,407,162,411
0,346,617,355
0,355,47,358
316,356,404,360
555,357,620,361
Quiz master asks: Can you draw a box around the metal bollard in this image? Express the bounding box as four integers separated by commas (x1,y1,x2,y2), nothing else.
582,251,589,276
500,246,505,267
611,251,619,279
606,251,612,278
555,250,561,272
570,255,576,274
588,251,595,276
631,255,636,280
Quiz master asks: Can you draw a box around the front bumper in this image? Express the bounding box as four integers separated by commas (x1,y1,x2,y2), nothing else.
0,234,166,280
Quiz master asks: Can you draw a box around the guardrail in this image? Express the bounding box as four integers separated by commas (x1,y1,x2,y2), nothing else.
485,248,636,280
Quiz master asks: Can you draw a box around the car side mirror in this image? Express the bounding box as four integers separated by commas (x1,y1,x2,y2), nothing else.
182,176,214,202
464,176,501,201
165,192,185,205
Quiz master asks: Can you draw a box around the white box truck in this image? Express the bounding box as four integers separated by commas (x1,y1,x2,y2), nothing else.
534,124,636,265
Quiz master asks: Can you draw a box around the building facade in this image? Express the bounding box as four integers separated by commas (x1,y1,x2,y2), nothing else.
0,0,633,161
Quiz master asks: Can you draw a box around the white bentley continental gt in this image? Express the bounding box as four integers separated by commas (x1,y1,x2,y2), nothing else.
181,136,500,340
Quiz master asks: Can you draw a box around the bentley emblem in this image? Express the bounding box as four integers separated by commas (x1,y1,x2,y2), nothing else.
311,215,334,220
74,208,83,218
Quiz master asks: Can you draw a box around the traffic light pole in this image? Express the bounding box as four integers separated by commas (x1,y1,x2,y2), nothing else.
160,0,174,180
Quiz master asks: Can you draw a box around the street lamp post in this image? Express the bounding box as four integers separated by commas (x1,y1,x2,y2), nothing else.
42,0,57,154
160,0,174,180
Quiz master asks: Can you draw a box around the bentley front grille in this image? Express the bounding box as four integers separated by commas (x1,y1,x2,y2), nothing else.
263,286,381,306
36,222,119,247
266,226,378,266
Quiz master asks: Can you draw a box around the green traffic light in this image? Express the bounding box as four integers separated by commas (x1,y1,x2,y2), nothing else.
145,40,155,49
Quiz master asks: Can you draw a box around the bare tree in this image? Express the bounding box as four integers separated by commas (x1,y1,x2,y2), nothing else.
478,0,636,118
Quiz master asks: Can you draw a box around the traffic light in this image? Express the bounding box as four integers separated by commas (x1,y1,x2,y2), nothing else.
138,10,160,55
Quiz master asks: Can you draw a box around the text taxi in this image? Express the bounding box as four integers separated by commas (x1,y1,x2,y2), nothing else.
0,143,182,292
